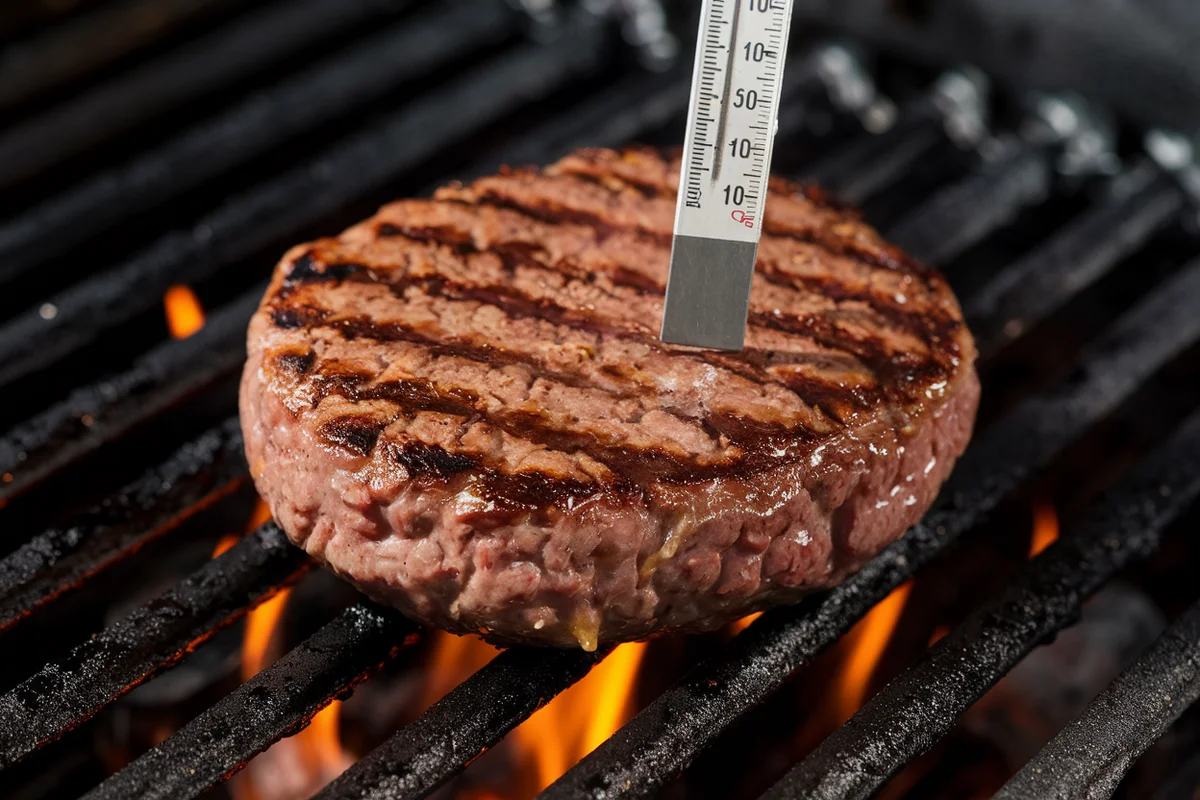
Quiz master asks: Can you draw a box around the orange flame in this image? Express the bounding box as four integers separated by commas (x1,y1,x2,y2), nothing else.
301,700,353,777
834,581,913,722
419,632,501,712
508,641,648,796
211,534,239,558
242,588,291,681
729,612,763,635
248,498,273,530
228,499,351,800
163,285,205,339
1029,500,1059,558
210,500,271,563
428,634,648,798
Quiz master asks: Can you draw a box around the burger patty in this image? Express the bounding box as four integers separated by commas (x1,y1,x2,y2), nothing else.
239,147,980,649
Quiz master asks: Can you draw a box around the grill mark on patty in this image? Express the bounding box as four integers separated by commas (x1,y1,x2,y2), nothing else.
444,188,941,342
383,438,480,480
377,219,667,295
373,204,951,359
317,314,763,450
751,265,957,363
278,254,929,413
279,292,856,447
310,371,751,485
339,218,936,376
318,415,635,514
551,165,670,201
271,261,900,426
284,253,365,285
287,292,863,432
386,275,869,415
272,304,329,329
763,224,929,280
466,193,673,247
450,172,928,280
318,414,386,456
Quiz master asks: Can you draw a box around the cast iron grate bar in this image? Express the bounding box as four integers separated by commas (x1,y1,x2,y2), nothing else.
761,407,1200,799
538,257,1200,800
997,600,1200,800
447,62,691,187
0,0,403,190
966,163,1183,358
0,417,246,632
0,14,608,393
318,646,611,800
0,0,514,286
0,523,307,767
84,601,420,800
886,135,1054,267
0,289,259,504
799,101,945,206
0,0,240,113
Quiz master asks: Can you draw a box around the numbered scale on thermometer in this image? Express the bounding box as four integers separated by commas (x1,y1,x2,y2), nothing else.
661,0,795,351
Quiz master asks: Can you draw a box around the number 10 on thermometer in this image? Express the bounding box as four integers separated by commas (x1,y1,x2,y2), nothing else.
661,0,795,351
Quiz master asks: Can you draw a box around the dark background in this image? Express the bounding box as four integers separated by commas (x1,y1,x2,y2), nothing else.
791,0,1200,130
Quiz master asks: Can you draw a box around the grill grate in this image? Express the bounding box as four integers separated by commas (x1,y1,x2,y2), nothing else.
0,417,248,631
997,599,1200,800
83,601,419,800
0,0,516,285
1,2,1199,799
317,646,610,800
0,0,414,192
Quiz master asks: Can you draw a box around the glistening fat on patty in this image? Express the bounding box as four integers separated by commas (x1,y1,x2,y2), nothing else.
240,147,979,649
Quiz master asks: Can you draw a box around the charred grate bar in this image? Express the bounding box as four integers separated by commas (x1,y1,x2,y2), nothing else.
539,255,1200,800
799,100,946,206
0,0,239,113
965,163,1184,358
0,0,405,189
0,0,514,285
318,645,611,800
760,407,1200,799
437,63,691,192
997,600,1200,800
0,523,307,766
0,289,259,503
84,601,420,800
0,13,608,392
0,417,246,631
886,135,1054,267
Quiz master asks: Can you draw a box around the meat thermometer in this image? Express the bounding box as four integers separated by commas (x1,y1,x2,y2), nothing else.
660,0,794,351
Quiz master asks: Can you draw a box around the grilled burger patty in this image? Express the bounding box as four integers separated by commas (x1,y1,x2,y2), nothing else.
240,148,979,649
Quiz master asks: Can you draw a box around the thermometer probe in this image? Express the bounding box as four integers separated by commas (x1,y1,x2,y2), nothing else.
660,0,795,351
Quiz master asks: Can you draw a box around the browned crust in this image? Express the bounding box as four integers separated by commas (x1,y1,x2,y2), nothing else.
249,148,976,517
